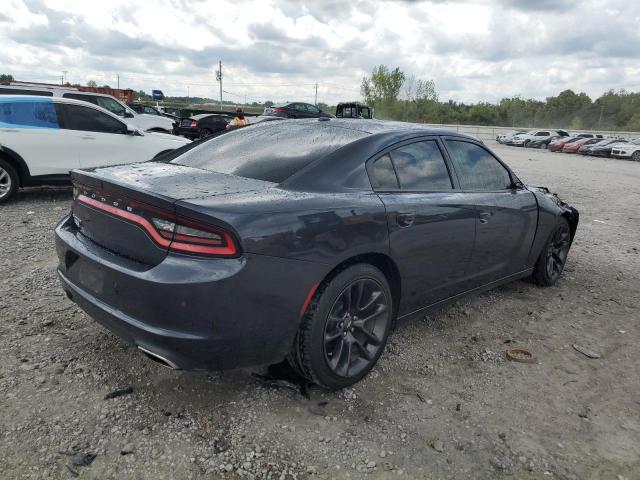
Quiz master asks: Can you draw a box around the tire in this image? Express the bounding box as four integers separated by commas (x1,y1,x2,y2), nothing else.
199,128,213,138
0,159,18,204
541,143,548,149
632,151,640,162
530,217,571,286
289,264,394,389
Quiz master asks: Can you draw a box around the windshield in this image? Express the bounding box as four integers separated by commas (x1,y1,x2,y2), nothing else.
171,121,368,183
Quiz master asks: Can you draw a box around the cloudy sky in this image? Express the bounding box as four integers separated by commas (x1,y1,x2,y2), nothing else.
2,0,640,105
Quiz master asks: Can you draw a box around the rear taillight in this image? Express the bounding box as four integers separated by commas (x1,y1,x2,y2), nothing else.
75,191,238,257
274,107,286,113
190,120,198,127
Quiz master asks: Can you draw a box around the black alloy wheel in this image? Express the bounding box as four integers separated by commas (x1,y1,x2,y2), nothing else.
323,278,388,378
289,264,393,389
531,217,571,286
199,128,213,138
632,151,640,162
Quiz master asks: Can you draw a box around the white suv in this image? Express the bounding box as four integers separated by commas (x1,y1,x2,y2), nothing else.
0,96,191,202
508,130,568,147
0,84,175,133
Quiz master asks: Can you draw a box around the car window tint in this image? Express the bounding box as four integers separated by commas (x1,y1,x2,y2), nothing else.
62,93,99,105
61,104,127,134
389,141,452,190
0,88,53,96
143,106,157,114
307,104,320,113
172,122,368,183
445,140,512,191
369,154,399,190
95,97,126,116
0,100,59,128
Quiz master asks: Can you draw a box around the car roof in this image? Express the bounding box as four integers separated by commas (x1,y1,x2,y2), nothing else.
0,95,134,125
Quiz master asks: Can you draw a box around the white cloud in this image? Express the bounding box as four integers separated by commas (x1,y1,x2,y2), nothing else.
2,0,640,105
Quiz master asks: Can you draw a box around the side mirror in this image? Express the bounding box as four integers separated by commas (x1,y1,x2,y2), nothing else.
124,111,134,118
126,124,138,135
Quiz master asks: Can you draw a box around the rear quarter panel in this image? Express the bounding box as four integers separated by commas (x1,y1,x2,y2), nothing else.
176,189,390,265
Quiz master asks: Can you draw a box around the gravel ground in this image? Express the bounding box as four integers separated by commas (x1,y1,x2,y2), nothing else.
1,143,639,480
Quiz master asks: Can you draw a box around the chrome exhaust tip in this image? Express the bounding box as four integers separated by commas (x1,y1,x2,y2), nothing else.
137,346,179,370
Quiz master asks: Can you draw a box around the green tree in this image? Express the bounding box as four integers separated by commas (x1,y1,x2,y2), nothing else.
86,80,97,87
361,65,406,107
0,73,14,83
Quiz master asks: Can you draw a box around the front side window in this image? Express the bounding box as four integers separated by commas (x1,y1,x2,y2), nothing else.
369,154,399,190
306,104,320,113
95,97,126,117
0,100,58,128
143,106,158,115
62,93,99,106
389,140,452,190
60,104,127,134
445,140,512,191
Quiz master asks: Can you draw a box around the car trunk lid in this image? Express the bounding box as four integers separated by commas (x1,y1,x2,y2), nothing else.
70,162,271,266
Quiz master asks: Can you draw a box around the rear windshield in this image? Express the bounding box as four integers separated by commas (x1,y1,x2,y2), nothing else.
171,121,368,183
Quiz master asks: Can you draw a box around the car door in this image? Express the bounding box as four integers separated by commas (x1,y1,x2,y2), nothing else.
305,103,322,118
367,138,477,315
0,99,79,176
291,103,309,118
443,139,538,287
57,102,142,169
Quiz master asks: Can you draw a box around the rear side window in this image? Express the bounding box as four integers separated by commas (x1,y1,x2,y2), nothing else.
62,93,98,105
60,104,127,134
445,140,512,191
172,122,368,183
0,100,59,128
389,140,452,190
369,154,399,189
0,88,53,96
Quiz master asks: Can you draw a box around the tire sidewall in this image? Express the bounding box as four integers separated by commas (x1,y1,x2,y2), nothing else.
0,159,18,204
534,217,570,285
305,264,393,389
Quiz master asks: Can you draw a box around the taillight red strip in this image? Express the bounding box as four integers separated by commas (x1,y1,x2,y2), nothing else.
300,282,319,317
78,195,171,247
76,195,237,257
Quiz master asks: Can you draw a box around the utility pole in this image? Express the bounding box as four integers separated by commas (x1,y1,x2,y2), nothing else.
61,70,67,85
314,82,318,105
216,60,223,111
117,74,120,89
187,86,190,99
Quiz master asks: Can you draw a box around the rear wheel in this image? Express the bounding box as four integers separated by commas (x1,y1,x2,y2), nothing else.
289,264,393,389
199,128,213,138
531,217,571,286
0,159,18,204
632,151,640,162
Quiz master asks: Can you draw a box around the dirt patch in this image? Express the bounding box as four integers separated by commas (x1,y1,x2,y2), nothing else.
1,147,639,479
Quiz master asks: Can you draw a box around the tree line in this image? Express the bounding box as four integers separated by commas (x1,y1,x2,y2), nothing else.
361,65,640,132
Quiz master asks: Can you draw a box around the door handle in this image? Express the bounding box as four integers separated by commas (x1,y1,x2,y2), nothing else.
396,212,415,228
479,211,491,224
80,135,95,140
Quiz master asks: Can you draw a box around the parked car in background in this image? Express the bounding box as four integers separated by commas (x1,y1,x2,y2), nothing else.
508,130,569,147
0,96,190,202
128,103,178,121
611,139,640,161
336,102,373,119
549,136,581,152
527,135,560,149
0,84,175,133
496,130,526,144
578,138,627,157
561,137,600,153
55,118,578,389
574,133,604,139
264,102,333,119
175,114,231,139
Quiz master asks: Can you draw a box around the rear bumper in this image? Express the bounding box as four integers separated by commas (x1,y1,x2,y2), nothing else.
55,215,326,371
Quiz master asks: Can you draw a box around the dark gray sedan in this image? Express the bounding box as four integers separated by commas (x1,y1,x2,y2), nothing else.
55,119,578,389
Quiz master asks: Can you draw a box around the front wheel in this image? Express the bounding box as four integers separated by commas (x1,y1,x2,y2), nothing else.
289,264,393,389
632,151,640,162
0,159,18,204
531,217,571,286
